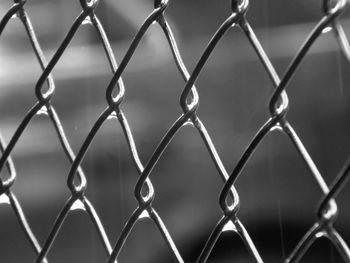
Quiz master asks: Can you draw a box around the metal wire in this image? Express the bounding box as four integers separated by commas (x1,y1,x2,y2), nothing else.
0,0,350,262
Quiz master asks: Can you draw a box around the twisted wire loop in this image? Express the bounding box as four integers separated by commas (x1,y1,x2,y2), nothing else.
101,0,247,262
0,132,47,262
1,0,350,262
217,0,350,262
0,1,53,262
0,0,114,262
34,0,126,262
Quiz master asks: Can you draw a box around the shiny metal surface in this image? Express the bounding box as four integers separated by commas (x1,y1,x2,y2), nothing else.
1,0,350,262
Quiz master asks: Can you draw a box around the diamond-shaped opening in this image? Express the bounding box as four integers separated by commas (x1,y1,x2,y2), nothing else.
246,220,311,262
191,36,272,173
81,117,141,240
50,24,114,146
234,130,323,260
117,215,175,263
286,43,350,182
206,229,255,262
299,236,345,263
95,1,152,42
146,125,227,260
7,114,73,242
47,207,111,262
24,1,82,48
114,28,186,161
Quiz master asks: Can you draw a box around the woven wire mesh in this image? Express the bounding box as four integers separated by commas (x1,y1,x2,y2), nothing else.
1,0,350,262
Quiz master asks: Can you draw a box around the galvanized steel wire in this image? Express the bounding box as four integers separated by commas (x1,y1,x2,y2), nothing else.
1,0,350,262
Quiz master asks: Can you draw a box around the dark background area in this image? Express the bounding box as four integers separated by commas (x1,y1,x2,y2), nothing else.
1,0,350,262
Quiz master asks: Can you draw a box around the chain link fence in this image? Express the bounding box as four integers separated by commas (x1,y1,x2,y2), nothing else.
1,0,350,262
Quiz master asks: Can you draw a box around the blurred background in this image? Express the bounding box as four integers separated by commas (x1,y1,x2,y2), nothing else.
1,0,350,262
